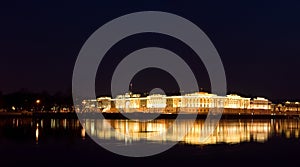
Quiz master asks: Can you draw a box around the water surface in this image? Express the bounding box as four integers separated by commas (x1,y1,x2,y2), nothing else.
0,118,299,166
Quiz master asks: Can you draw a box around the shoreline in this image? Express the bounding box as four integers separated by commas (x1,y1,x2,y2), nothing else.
0,112,299,119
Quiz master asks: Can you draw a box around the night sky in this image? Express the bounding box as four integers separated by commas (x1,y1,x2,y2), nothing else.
1,1,300,102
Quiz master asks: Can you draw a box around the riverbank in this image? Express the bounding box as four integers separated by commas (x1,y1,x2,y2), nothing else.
0,111,299,119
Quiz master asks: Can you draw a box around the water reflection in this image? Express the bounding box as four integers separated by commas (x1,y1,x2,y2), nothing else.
0,118,300,146
81,127,86,139
35,123,39,144
82,119,300,145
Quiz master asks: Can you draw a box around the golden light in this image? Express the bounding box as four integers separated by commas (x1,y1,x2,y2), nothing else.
36,100,41,104
36,124,39,143
81,128,86,139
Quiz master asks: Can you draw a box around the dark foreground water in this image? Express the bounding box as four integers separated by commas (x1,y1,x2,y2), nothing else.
0,117,300,166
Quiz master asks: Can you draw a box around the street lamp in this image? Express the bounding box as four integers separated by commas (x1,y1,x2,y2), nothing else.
36,99,40,112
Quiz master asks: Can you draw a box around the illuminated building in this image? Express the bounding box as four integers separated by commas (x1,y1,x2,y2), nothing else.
81,99,98,112
96,97,112,112
147,94,166,108
250,97,271,110
114,93,143,112
114,93,130,109
113,93,166,113
182,92,219,108
224,94,250,109
284,101,299,112
84,91,272,113
165,96,182,113
180,92,225,113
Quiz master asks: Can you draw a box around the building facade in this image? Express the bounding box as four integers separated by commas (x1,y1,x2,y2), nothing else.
250,97,271,110
224,94,250,109
283,101,299,112
89,92,272,113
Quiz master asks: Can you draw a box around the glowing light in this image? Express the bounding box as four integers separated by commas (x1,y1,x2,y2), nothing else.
295,130,299,138
35,125,39,143
36,100,41,104
84,119,275,145
63,119,67,129
81,128,86,139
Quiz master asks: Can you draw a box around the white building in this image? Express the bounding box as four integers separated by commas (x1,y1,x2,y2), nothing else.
224,94,250,109
86,92,272,113
146,94,167,108
250,97,271,110
181,92,224,108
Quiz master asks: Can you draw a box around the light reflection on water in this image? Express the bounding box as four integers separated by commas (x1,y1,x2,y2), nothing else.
82,119,274,145
81,119,300,145
35,123,39,144
1,118,300,146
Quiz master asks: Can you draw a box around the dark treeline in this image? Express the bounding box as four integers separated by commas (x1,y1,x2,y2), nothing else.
0,89,73,112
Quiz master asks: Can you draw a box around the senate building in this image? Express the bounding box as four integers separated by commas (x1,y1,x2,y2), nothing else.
81,91,272,114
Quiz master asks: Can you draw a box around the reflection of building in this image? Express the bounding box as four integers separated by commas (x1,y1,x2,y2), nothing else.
83,91,272,113
83,118,300,145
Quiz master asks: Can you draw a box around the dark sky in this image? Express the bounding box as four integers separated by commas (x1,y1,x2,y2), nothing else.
1,0,300,102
